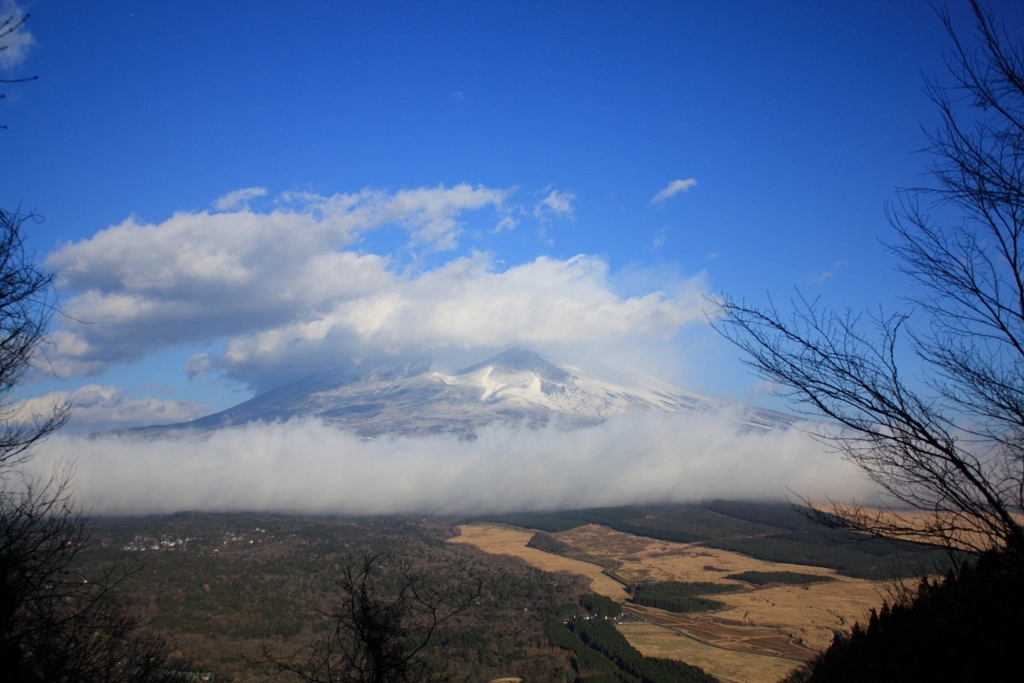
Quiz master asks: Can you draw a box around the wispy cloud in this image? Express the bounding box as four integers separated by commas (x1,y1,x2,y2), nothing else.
213,186,268,211
25,411,878,516
809,260,848,283
284,184,511,251
649,227,668,251
650,178,697,205
492,215,518,233
535,189,576,218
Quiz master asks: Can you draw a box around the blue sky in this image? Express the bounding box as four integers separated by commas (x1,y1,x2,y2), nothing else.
4,0,1022,435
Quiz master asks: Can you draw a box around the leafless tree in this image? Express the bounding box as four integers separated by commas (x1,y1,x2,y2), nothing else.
264,551,481,683
717,1,1024,556
0,209,69,467
0,223,199,679
0,115,201,683
0,468,197,681
0,13,215,680
0,10,39,129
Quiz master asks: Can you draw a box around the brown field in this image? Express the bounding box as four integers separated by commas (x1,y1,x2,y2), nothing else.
617,622,800,683
624,604,812,661
452,522,892,682
807,504,1024,551
552,524,884,652
447,524,628,599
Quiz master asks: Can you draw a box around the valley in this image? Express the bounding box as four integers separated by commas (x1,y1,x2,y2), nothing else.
72,502,949,683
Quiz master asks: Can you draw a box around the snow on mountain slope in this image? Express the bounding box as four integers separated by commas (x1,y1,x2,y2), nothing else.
119,349,798,438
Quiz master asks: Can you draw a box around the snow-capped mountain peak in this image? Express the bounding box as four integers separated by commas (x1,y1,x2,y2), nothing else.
118,349,797,438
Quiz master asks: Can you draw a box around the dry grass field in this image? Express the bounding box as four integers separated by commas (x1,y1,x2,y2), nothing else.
452,522,894,683
808,503,1024,551
555,524,886,652
617,622,799,683
448,523,628,599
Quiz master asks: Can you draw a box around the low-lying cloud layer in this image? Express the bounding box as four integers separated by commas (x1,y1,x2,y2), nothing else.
24,412,877,516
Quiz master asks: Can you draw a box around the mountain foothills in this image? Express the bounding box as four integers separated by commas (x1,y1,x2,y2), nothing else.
123,349,798,438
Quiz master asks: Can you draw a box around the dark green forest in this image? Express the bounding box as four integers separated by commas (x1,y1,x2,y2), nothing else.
564,616,718,683
628,582,740,614
545,609,719,683
80,514,588,682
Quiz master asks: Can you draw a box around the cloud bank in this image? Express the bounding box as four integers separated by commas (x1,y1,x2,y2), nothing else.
45,185,707,390
24,412,877,516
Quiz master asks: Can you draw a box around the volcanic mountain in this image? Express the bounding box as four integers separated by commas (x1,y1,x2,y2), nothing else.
123,349,797,438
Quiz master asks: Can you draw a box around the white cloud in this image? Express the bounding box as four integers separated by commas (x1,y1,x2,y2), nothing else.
0,2,34,70
213,186,268,211
286,184,511,250
492,215,518,233
202,253,707,387
45,187,709,390
809,261,848,283
11,385,206,434
24,411,878,516
535,189,576,218
649,227,668,251
651,178,697,205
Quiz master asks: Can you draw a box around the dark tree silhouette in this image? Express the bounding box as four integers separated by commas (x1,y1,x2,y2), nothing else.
718,1,1024,556
0,10,38,129
0,471,200,681
0,213,209,682
0,209,69,464
780,544,1024,683
0,21,212,679
264,551,481,683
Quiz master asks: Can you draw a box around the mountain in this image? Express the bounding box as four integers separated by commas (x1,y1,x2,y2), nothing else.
119,349,798,438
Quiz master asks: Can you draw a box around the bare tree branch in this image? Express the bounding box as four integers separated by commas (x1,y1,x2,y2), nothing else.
717,1,1024,558
262,550,481,683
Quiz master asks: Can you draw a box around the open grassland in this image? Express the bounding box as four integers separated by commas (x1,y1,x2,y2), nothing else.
478,501,950,580
808,503,1024,552
453,520,893,681
617,622,800,683
448,524,628,599
553,524,884,652
559,524,839,582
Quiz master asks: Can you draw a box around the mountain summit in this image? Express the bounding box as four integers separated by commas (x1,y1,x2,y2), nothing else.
124,349,796,438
